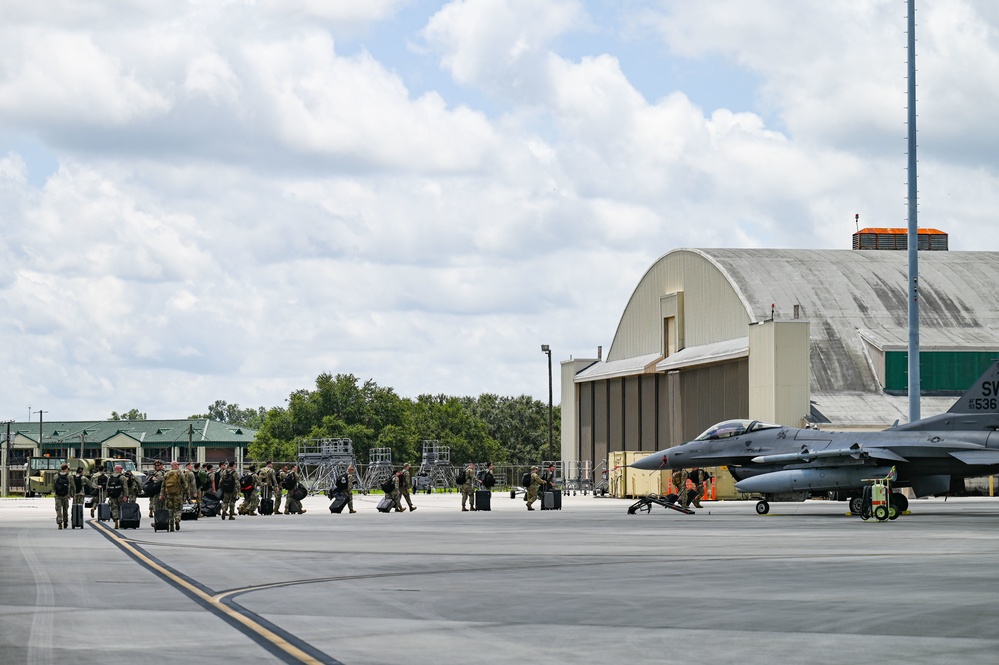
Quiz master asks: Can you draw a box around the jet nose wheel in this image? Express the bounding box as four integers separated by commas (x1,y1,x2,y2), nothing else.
755,500,770,515
849,496,865,515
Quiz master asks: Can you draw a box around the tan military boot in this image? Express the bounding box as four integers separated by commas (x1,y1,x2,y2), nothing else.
114,519,119,529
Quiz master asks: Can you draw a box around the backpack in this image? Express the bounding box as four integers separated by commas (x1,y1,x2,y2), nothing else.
335,474,349,491
282,473,297,490
95,473,108,490
240,473,254,493
163,471,182,496
220,471,236,493
455,470,467,485
380,477,395,493
482,472,496,489
54,474,70,497
521,471,532,487
197,469,209,490
106,474,124,499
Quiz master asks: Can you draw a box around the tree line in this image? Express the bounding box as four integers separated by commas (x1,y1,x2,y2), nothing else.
183,372,561,466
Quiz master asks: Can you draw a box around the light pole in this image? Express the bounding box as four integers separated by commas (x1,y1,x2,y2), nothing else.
541,344,553,463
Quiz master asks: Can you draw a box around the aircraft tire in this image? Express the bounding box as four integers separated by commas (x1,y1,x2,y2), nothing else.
755,500,770,515
891,492,908,513
849,496,864,515
873,505,889,521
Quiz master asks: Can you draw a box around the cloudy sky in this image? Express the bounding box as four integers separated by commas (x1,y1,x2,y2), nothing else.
3,0,999,422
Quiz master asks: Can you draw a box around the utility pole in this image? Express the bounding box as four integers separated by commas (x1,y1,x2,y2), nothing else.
541,345,554,463
1,420,13,497
906,0,921,422
34,409,47,457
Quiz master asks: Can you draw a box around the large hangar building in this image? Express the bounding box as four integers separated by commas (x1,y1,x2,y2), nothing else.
560,246,999,472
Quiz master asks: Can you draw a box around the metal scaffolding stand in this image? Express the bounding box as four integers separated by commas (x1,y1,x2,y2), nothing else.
415,440,456,493
297,438,360,495
563,460,593,495
361,447,394,494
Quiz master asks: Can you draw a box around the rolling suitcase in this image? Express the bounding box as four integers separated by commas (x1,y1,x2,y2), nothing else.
153,508,171,532
541,491,555,510
550,488,562,510
260,497,274,515
376,497,393,513
72,503,84,529
119,501,141,529
97,502,112,522
181,502,199,521
475,490,491,511
329,494,348,514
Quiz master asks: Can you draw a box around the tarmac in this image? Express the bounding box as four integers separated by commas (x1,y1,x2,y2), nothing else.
4,491,999,664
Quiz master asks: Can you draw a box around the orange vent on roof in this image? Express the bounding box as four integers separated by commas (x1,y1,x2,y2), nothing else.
852,228,948,251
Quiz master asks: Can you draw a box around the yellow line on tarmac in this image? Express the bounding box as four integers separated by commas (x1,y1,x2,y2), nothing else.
92,521,326,665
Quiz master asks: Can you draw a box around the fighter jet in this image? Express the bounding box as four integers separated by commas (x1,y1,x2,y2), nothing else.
632,360,999,516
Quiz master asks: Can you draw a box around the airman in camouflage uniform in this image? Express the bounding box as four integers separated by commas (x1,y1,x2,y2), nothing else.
184,462,198,505
72,467,89,508
274,465,288,515
239,465,260,515
160,460,189,531
283,465,306,514
53,464,72,529
258,461,277,514
124,470,142,502
90,466,107,518
344,465,357,513
218,461,239,520
105,465,127,529
670,468,686,499
147,460,166,518
399,463,416,511
525,466,544,510
460,462,476,511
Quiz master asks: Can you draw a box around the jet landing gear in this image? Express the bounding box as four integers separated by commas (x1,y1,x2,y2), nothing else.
755,500,770,515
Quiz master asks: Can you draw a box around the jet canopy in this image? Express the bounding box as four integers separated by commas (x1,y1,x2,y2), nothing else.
693,419,781,441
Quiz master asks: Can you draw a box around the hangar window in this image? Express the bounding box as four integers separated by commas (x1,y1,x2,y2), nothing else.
884,351,999,393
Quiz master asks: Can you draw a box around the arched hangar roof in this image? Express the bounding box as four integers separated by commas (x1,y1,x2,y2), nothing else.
602,248,999,395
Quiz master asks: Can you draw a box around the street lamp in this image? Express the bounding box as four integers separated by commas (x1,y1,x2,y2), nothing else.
540,344,553,464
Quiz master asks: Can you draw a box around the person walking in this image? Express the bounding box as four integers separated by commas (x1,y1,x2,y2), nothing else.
105,464,126,529
283,465,306,515
460,462,476,512
160,461,188,531
398,463,416,512
525,466,545,511
146,460,165,519
53,463,72,529
218,461,240,520
274,465,289,515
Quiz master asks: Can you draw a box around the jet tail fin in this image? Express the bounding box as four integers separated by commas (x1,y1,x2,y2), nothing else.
947,360,999,414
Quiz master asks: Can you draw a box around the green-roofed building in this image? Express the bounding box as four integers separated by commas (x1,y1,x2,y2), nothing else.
5,418,257,469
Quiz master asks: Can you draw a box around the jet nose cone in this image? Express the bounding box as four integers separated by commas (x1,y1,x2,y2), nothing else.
631,450,669,470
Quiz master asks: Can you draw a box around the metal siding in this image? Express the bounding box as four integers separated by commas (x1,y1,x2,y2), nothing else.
679,361,749,442
608,378,624,452
623,376,640,451
578,382,593,465
593,381,609,466
886,351,998,392
641,374,657,451
608,250,754,362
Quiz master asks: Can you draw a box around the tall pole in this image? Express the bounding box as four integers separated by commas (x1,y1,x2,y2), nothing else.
906,0,921,422
2,420,12,497
35,409,47,456
541,345,553,462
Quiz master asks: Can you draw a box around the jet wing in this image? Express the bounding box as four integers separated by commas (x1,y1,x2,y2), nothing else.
949,450,999,465
867,448,909,463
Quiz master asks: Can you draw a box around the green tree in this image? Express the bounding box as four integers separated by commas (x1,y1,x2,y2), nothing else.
190,400,266,429
109,409,146,421
410,394,502,465
464,394,560,464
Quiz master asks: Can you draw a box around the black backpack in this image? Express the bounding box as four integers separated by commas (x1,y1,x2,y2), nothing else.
220,471,236,493
335,474,349,491
482,472,496,489
455,470,467,485
521,471,532,487
106,474,124,499
54,474,70,497
240,473,254,493
282,473,297,490
380,477,396,493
